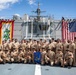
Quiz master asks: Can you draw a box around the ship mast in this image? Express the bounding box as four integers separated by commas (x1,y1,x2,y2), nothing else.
37,2,41,21
31,2,46,22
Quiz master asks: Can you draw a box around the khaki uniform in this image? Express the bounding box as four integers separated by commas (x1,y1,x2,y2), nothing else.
62,42,69,53
55,49,63,66
24,50,27,63
8,42,14,50
22,43,26,50
3,42,8,47
45,49,55,65
26,48,32,63
68,42,75,66
41,48,46,65
17,48,24,62
69,42,75,53
64,50,74,66
56,42,62,52
11,51,18,62
43,40,49,48
0,49,4,63
74,42,76,49
48,43,55,50
3,47,10,63
52,41,57,46
3,42,8,51
13,42,20,49
11,46,18,62
74,41,76,66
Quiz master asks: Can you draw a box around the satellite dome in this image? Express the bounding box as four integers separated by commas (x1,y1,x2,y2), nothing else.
13,14,21,20
14,14,20,17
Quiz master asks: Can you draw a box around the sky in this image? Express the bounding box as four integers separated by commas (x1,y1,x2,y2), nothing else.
0,0,76,20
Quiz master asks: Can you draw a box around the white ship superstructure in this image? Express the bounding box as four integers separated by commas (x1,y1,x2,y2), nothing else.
13,3,61,41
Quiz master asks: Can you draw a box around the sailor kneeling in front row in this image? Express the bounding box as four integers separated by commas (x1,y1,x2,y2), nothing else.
44,47,55,66
64,49,74,68
55,48,63,67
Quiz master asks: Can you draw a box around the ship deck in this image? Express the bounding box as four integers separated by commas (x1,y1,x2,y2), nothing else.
0,64,76,75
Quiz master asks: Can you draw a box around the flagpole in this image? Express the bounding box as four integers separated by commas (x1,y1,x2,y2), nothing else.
31,20,33,39
62,18,64,41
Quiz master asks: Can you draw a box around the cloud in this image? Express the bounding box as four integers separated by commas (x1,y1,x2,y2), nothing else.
0,0,19,10
0,17,5,19
27,0,36,5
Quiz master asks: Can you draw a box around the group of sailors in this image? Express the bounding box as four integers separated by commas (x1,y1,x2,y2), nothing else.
0,37,76,68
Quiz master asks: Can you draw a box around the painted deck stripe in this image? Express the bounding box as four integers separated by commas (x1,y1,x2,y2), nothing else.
35,64,41,75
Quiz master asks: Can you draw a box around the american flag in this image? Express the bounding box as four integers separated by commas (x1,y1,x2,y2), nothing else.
62,19,76,41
